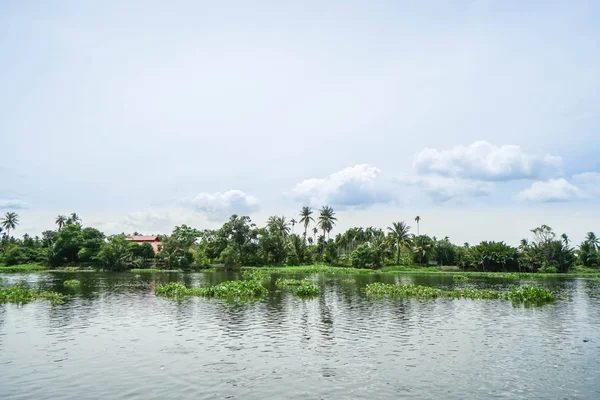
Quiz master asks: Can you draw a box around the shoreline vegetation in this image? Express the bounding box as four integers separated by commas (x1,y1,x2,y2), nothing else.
2,210,600,276
1,263,600,278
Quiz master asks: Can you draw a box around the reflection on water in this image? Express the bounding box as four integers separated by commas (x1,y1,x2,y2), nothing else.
1,272,600,399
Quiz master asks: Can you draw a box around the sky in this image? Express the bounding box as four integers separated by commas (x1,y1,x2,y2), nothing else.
1,0,599,246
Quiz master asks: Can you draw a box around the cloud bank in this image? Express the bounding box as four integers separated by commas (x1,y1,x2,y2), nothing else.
289,164,396,209
517,179,585,202
180,190,260,221
414,141,563,182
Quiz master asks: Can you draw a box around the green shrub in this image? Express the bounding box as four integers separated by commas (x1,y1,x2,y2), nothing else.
538,265,558,274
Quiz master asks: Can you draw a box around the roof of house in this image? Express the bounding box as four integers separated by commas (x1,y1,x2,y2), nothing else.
126,235,161,242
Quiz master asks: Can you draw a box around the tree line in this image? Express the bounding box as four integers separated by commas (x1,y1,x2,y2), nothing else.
1,208,599,273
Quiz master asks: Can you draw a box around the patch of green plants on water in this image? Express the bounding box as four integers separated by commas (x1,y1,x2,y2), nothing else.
131,268,183,273
63,279,81,287
155,280,267,299
54,266,82,272
0,285,66,305
364,283,555,304
291,282,320,297
275,278,312,287
453,275,469,281
241,269,270,281
0,264,47,273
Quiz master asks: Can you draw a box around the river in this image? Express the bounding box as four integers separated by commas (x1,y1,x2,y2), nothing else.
1,271,599,399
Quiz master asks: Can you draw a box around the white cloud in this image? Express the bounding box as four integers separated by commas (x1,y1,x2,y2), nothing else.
572,172,600,197
517,178,585,202
289,164,396,209
180,190,260,221
414,141,563,181
399,175,494,202
0,199,26,209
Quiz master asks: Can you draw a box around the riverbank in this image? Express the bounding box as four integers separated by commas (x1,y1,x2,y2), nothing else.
1,263,599,278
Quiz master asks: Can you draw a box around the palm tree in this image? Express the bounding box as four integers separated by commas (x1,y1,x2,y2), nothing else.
1,212,19,237
67,212,81,225
585,232,598,251
267,216,290,237
312,227,318,242
55,215,67,231
561,233,570,247
290,218,297,234
388,221,411,265
299,206,315,241
318,206,337,239
414,216,421,235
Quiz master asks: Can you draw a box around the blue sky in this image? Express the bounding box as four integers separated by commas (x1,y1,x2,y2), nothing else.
1,0,599,245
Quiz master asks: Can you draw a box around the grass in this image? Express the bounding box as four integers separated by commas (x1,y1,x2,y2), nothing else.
0,264,47,273
63,279,81,287
365,282,555,304
0,285,66,305
130,268,183,273
155,280,268,299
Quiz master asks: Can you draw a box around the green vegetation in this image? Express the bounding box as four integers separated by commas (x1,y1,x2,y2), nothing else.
155,280,267,299
291,282,320,297
242,265,374,275
0,284,66,305
130,268,182,273
2,208,600,277
275,278,311,287
0,264,47,273
241,268,270,281
63,279,81,287
365,283,555,304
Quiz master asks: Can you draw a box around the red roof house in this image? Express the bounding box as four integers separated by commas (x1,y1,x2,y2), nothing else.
125,235,162,253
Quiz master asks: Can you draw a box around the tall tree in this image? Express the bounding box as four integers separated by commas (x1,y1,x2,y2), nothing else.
1,212,19,237
414,216,421,235
318,206,337,239
585,232,598,251
55,215,67,231
290,218,297,234
387,221,411,265
67,212,81,226
267,216,290,237
299,206,315,241
312,227,318,242
561,233,570,247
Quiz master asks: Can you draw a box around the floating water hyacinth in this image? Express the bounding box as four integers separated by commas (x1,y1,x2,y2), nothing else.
155,280,267,299
0,285,66,305
365,283,554,304
63,279,81,287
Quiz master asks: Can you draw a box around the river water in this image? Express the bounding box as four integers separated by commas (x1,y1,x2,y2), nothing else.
1,272,599,399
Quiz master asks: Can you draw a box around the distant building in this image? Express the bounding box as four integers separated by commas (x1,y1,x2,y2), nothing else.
125,235,162,253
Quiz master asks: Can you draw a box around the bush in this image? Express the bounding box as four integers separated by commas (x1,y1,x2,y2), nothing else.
351,244,374,269
538,265,558,274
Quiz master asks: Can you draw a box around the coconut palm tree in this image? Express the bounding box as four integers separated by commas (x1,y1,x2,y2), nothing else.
387,221,411,265
312,227,318,242
585,232,598,251
561,233,570,247
267,216,290,237
67,212,81,226
55,215,67,231
1,212,19,237
318,206,336,239
290,218,297,234
414,216,421,235
299,206,315,241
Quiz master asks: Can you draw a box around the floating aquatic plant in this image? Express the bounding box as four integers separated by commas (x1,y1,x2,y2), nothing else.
155,280,267,299
453,275,469,282
365,283,554,304
63,279,81,287
291,282,320,297
275,278,311,287
0,285,66,305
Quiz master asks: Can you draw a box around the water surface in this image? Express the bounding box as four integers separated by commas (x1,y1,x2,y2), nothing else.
1,272,599,399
